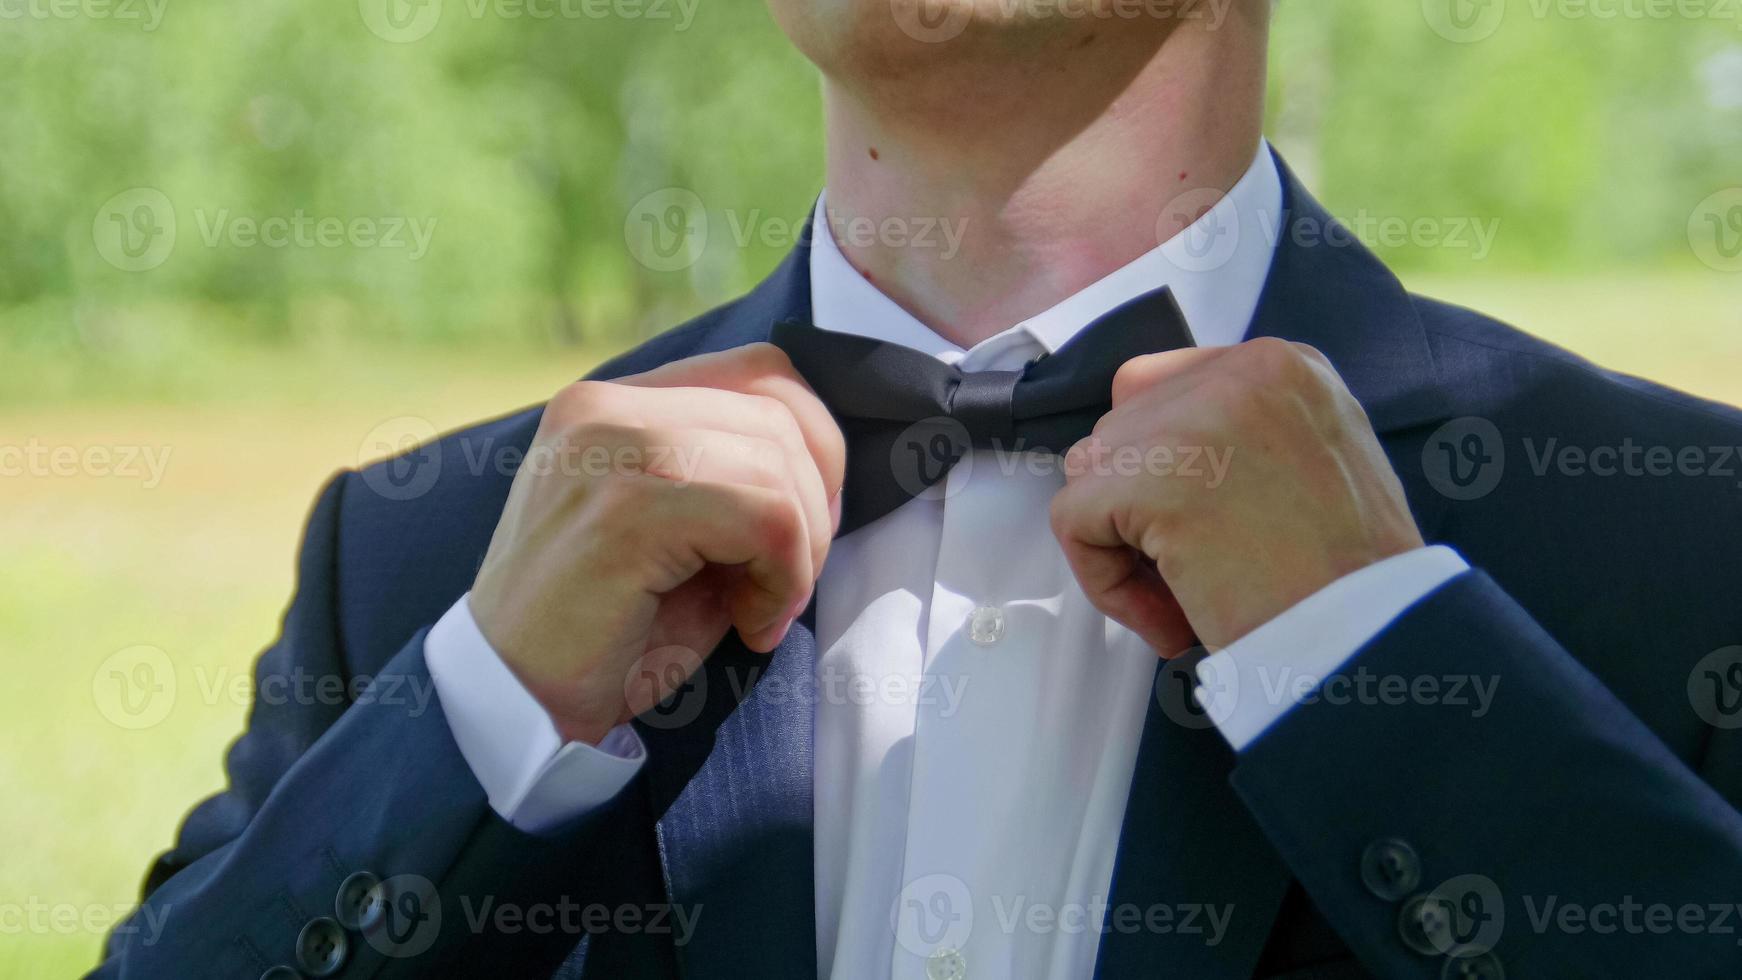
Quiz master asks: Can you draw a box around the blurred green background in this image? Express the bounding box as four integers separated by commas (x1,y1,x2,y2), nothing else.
3,0,1741,975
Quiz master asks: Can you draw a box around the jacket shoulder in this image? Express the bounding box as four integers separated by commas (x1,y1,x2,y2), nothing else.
1410,292,1742,440
1403,293,1742,703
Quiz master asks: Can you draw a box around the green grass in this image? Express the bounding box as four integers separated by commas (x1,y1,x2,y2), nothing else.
2,272,1738,977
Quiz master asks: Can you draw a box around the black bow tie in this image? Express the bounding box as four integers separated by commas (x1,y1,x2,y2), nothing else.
770,286,1195,535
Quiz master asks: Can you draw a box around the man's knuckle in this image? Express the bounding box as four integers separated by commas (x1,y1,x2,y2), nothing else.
548,379,608,423
752,495,802,551
1297,370,1340,416
742,435,789,480
742,341,795,376
1241,335,1292,369
1048,492,1074,535
1236,337,1318,392
739,393,794,442
1111,355,1157,401
1290,341,1331,367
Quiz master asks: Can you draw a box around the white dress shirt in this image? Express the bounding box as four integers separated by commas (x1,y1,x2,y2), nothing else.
424,142,1469,979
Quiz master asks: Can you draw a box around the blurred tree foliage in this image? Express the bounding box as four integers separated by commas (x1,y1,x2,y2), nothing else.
2,0,1738,358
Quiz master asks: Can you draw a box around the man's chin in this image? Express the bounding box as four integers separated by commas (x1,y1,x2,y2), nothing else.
776,0,1100,82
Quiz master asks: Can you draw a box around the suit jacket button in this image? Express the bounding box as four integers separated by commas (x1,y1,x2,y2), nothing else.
1397,892,1455,956
1361,837,1422,900
334,871,385,931
1442,950,1505,980
296,916,349,977
259,968,303,980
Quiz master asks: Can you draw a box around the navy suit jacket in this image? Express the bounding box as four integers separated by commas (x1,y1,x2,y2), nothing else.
100,159,1742,979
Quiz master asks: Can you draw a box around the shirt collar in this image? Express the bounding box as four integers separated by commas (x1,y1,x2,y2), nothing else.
807,140,1282,364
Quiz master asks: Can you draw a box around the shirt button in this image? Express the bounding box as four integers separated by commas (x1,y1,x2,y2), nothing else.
966,605,1005,646
927,947,968,980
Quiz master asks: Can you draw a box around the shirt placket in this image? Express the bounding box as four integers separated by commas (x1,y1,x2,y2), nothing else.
895,378,1066,980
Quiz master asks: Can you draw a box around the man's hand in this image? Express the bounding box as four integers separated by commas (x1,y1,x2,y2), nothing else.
469,343,845,745
1049,337,1424,655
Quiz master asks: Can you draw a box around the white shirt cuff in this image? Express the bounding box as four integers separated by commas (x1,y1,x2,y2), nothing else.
425,593,647,834
1193,545,1469,752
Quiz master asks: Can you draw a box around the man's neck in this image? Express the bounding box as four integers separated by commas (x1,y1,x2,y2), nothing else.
817,3,1269,349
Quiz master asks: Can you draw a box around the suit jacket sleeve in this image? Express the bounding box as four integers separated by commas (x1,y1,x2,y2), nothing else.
94,471,651,980
1229,569,1742,977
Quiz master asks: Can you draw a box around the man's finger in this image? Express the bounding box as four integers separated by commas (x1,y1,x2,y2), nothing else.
557,383,836,570
623,342,847,506
1048,478,1196,656
1109,345,1233,406
640,477,814,653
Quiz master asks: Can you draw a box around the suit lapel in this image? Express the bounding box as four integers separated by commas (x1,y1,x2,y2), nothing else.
1245,152,1451,437
1243,152,1455,539
636,619,820,980
632,247,821,980
1093,655,1293,980
1095,153,1454,979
